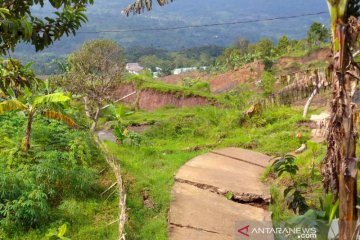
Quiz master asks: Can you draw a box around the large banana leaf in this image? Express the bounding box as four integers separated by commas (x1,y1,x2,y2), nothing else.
42,111,79,129
0,99,26,115
33,93,70,107
327,0,349,50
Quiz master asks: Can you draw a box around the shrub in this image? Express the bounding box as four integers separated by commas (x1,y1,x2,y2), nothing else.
261,71,276,96
0,113,99,232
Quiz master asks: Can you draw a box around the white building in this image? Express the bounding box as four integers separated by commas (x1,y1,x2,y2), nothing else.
172,66,208,75
126,63,144,75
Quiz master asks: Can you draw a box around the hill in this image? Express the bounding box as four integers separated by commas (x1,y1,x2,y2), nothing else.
13,0,329,74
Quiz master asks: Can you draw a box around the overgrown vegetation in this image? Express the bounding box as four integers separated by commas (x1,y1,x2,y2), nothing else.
0,112,118,239
0,1,343,238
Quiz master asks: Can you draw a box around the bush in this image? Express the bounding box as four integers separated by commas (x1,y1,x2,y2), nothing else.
182,78,210,92
261,71,276,96
0,113,99,233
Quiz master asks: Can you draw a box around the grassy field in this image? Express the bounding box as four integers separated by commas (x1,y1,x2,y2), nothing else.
104,104,314,239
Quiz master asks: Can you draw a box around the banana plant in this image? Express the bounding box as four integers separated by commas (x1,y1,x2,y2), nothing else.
0,90,78,153
322,0,360,239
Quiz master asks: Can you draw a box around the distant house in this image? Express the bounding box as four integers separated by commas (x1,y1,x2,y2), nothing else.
126,63,144,75
152,67,163,78
172,66,208,75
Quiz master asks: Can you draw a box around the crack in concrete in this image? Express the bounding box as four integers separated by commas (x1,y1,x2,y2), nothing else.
175,178,270,209
210,151,267,168
169,222,227,236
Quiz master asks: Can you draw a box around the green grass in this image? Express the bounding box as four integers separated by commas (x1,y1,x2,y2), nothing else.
105,104,314,239
285,44,330,58
140,81,216,100
124,72,217,101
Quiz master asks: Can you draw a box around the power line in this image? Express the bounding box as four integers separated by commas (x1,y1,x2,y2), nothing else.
78,11,328,34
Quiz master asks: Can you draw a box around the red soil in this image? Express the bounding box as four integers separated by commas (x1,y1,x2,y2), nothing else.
138,89,212,111
112,84,213,111
208,61,264,93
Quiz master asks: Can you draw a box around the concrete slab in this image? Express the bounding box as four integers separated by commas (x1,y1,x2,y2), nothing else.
176,152,269,198
169,183,272,239
169,148,273,240
211,147,272,168
310,112,330,121
97,130,117,142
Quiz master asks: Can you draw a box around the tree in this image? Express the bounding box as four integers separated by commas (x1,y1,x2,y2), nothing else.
0,86,77,152
0,1,93,55
322,1,360,239
254,38,274,59
0,59,40,98
198,52,211,66
261,71,276,96
171,52,191,68
64,39,126,131
307,22,330,46
139,55,162,72
276,35,290,56
233,38,250,54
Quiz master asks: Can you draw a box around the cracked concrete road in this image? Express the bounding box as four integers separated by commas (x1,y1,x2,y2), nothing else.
168,148,273,240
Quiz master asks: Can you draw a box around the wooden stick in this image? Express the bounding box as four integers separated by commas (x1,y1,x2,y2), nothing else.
101,91,137,110
101,182,117,196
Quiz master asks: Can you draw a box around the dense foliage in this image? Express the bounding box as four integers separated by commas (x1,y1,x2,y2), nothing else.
0,59,39,98
0,113,100,238
0,0,93,54
0,56,116,239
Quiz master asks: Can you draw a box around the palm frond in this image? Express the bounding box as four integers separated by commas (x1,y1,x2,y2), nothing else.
0,99,26,115
33,93,70,107
42,111,79,129
123,0,174,16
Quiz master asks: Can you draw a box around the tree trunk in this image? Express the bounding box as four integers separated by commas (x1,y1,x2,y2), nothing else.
303,88,319,118
24,111,34,153
84,96,92,118
322,23,358,240
336,23,358,240
90,107,101,132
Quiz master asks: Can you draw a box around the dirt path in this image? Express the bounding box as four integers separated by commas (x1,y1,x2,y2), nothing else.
310,112,330,143
97,130,117,142
168,147,273,240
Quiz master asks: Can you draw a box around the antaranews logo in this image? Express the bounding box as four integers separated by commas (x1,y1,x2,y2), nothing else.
235,221,318,240
238,225,250,237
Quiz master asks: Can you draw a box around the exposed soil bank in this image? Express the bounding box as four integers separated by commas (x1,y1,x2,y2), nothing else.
209,61,264,93
112,83,214,111
138,89,212,111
